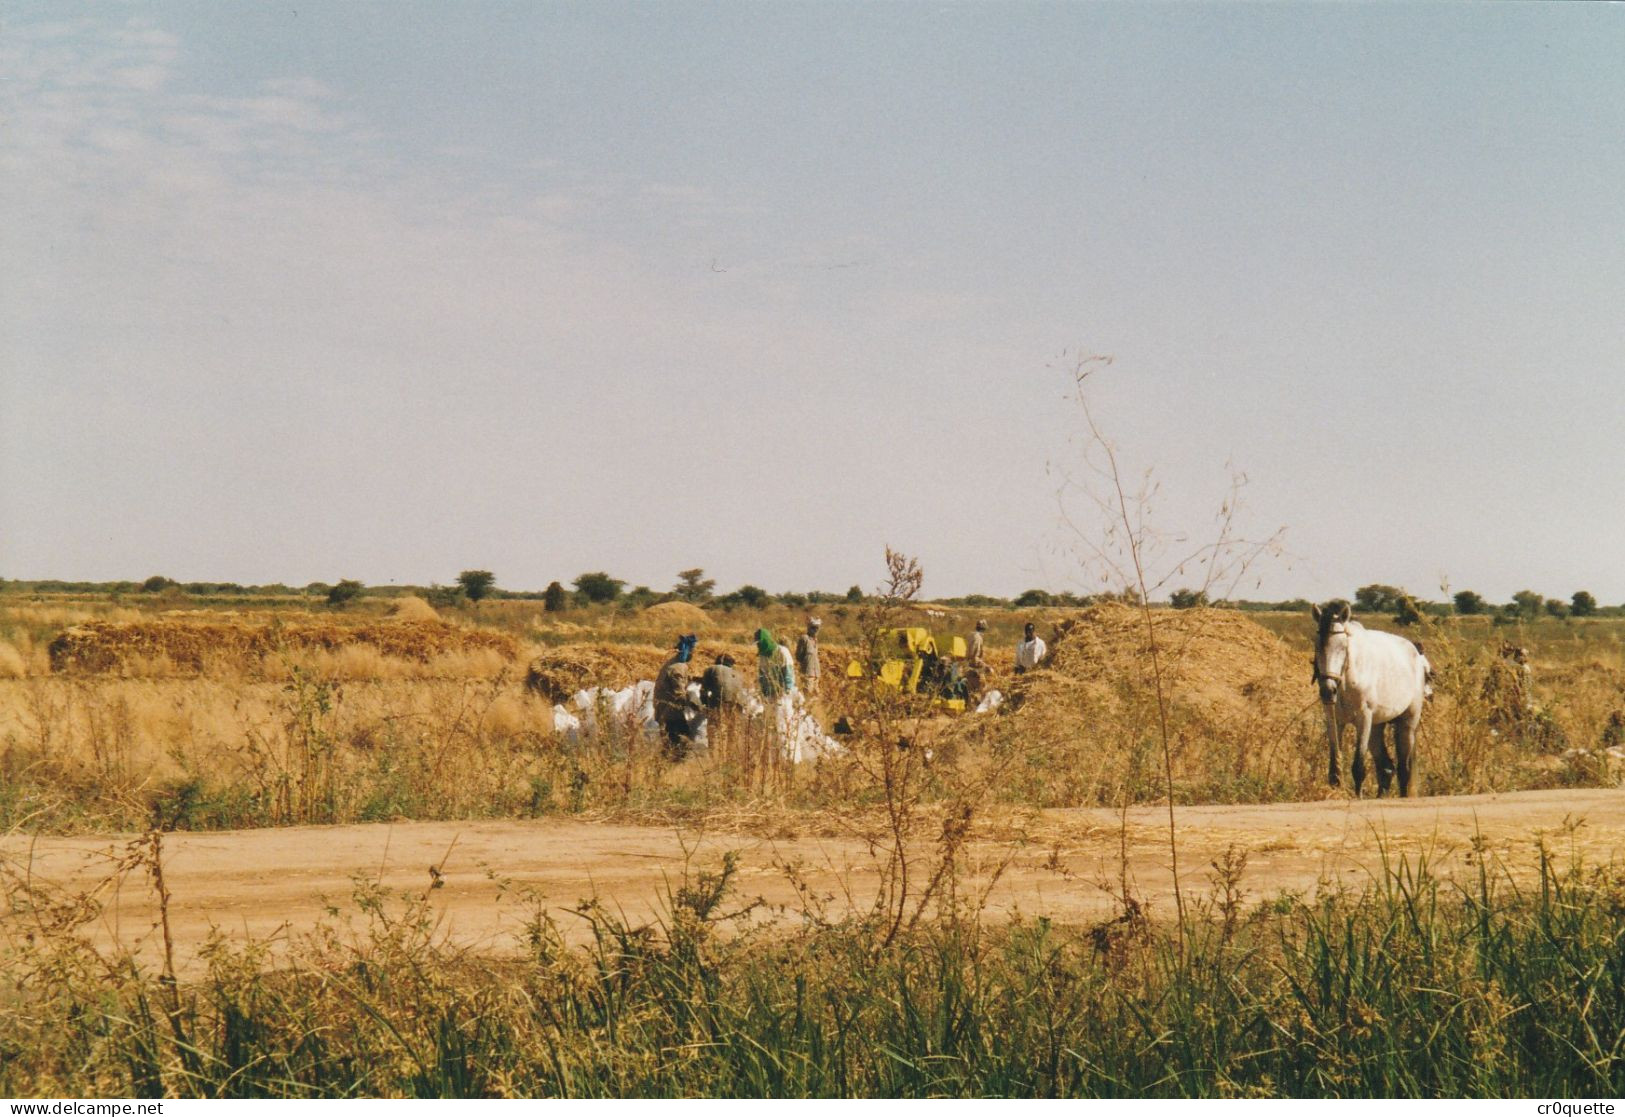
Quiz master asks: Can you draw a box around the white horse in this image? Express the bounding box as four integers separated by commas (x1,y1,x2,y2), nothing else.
1311,601,1431,797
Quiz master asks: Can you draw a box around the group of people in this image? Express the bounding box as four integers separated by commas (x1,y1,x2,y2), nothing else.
652,618,826,759
652,617,1051,760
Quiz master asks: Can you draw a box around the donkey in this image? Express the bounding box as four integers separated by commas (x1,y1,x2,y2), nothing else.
1311,601,1431,797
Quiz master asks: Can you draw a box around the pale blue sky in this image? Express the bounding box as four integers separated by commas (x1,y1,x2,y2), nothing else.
3,2,1622,602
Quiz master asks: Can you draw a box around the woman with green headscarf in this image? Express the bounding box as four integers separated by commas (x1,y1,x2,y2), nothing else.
756,627,795,699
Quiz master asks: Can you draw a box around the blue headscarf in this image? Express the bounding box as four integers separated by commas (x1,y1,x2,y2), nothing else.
676,633,698,663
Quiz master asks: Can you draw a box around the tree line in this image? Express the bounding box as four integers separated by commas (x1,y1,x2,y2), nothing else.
1,571,1617,619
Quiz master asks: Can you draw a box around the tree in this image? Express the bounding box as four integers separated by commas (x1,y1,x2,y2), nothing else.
140,575,175,593
1545,597,1569,619
1510,590,1543,620
1571,590,1597,617
1013,589,1053,607
845,585,864,603
1169,588,1208,610
722,584,770,609
673,568,716,603
327,579,364,608
573,572,625,604
544,581,567,612
1394,594,1424,626
1452,590,1486,615
1354,584,1403,614
456,570,496,602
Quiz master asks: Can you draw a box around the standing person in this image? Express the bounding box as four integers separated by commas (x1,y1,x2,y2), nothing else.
653,634,700,759
756,627,796,699
794,618,822,698
1014,622,1046,675
964,618,989,701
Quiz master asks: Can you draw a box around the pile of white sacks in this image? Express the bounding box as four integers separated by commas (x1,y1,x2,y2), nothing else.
550,682,1005,762
549,681,844,762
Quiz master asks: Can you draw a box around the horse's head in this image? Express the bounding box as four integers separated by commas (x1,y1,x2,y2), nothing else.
1310,600,1352,702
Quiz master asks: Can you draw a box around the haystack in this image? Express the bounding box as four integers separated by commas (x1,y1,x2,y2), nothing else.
388,595,439,622
1012,603,1310,738
524,643,673,702
641,600,713,630
48,619,518,674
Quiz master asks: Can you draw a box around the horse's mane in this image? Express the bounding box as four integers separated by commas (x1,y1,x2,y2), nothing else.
1316,599,1352,647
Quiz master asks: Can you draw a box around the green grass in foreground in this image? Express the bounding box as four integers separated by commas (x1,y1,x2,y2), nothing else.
3,836,1623,1098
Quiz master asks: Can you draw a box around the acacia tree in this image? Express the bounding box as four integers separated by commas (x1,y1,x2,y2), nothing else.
457,570,496,602
673,568,716,603
1453,590,1486,615
1510,590,1543,620
573,572,625,605
1571,590,1597,617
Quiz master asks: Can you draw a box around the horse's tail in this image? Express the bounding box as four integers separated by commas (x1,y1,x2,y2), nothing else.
1411,640,1436,698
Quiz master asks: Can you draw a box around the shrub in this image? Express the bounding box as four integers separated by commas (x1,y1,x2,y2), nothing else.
456,570,496,602
573,572,625,605
326,579,364,608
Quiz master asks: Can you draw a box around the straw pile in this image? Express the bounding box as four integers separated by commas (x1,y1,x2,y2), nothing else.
388,595,440,622
48,619,518,674
1010,603,1311,742
641,600,713,629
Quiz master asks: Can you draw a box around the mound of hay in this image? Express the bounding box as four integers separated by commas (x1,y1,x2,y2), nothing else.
1012,603,1311,740
524,637,857,702
388,595,439,622
48,620,518,674
641,600,712,630
524,643,672,702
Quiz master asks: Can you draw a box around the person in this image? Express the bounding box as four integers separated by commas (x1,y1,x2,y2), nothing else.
699,653,746,759
756,627,795,699
700,653,745,710
653,633,700,759
964,618,989,701
794,618,822,697
1014,622,1046,675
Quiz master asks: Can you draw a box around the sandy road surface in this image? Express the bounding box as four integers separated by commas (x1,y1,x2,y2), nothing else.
4,789,1621,972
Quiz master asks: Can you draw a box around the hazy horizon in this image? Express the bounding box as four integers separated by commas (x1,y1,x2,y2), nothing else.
5,3,1622,605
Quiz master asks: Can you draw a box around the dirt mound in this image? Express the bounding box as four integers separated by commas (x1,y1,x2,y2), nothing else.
640,601,712,630
48,620,518,674
388,595,439,622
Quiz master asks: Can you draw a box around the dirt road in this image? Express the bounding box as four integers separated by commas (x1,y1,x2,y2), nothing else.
5,788,1621,971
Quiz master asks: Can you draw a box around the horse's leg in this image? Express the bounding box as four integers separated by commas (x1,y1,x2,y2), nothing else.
1395,710,1417,798
1324,704,1341,787
1352,710,1372,797
1372,721,1394,797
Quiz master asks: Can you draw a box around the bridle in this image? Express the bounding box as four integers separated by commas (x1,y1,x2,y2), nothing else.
1311,623,1348,694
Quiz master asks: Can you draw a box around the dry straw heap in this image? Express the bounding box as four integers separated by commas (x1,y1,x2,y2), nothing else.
47,618,518,674
999,603,1319,801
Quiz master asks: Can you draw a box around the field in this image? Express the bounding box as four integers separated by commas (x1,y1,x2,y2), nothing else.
3,591,1624,1096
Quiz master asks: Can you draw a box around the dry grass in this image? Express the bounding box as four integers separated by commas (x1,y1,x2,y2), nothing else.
1,597,1621,834
47,618,517,676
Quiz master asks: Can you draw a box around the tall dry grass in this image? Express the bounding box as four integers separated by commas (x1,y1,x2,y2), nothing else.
2,823,1621,1097
1,599,1622,834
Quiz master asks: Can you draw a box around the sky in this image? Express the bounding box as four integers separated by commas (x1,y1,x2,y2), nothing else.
3,1,1623,604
